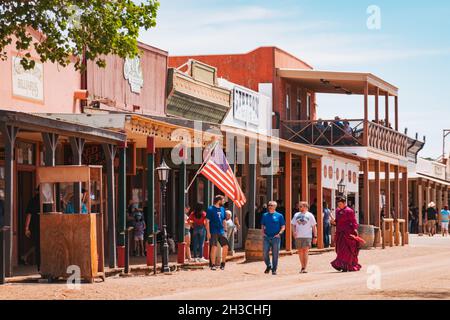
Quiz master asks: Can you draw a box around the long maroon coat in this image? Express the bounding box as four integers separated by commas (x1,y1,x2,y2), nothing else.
330,206,362,272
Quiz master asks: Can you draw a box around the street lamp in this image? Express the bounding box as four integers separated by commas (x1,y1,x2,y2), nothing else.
337,179,346,196
156,159,171,273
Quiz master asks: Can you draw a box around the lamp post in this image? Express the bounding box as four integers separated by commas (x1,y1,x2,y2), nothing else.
337,179,346,196
156,159,171,273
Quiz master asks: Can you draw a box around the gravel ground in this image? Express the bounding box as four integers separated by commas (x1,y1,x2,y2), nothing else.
1,235,449,300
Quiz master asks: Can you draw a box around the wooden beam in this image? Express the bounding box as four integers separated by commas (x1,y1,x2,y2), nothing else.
395,96,399,131
248,139,257,228
363,82,369,146
285,152,293,251
316,158,324,249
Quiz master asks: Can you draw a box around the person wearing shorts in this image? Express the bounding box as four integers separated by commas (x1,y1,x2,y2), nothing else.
440,206,450,237
133,211,146,256
291,202,317,274
206,195,229,270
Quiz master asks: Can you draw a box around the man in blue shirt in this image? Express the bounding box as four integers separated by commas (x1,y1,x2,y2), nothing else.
206,195,229,270
261,201,286,275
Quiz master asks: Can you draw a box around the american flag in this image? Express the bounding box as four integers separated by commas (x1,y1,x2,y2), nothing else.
200,142,246,208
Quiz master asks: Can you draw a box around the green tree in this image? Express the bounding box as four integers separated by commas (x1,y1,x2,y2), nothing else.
0,0,160,70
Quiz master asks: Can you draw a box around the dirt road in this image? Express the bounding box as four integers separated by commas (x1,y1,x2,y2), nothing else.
1,235,449,300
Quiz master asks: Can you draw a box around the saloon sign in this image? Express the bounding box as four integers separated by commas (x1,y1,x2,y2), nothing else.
124,56,144,94
12,56,44,102
322,156,359,193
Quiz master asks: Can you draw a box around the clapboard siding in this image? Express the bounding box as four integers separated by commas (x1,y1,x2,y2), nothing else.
87,42,168,116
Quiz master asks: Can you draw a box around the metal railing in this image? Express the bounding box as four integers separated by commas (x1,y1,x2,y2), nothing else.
281,119,409,157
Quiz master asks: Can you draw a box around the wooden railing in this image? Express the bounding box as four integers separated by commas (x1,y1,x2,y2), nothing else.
281,119,409,157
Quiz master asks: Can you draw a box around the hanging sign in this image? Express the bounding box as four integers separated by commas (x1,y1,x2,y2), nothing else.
124,56,144,94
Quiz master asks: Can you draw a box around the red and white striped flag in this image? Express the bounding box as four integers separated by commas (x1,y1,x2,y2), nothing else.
200,143,246,208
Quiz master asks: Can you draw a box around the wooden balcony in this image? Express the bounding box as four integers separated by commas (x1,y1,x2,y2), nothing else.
281,119,409,157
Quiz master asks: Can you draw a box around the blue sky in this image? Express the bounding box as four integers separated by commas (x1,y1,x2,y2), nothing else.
140,0,450,158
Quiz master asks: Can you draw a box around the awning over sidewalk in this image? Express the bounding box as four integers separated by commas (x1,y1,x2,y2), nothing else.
277,68,398,96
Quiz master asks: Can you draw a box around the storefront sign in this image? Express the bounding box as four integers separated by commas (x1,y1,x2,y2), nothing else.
322,156,359,193
124,56,144,94
233,87,259,126
12,56,44,102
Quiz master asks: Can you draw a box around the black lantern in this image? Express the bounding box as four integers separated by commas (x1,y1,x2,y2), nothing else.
337,179,346,195
156,159,171,273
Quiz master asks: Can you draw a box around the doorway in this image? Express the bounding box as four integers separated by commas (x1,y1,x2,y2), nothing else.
17,170,35,265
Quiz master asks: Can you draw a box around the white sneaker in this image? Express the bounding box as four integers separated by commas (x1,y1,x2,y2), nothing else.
199,258,209,263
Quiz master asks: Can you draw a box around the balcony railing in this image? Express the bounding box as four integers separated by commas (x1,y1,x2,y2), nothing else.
281,119,409,157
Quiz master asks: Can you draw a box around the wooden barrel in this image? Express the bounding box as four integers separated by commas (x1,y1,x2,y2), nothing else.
245,229,264,261
358,224,375,249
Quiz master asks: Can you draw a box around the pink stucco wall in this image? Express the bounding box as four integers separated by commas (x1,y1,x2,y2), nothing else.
0,37,81,114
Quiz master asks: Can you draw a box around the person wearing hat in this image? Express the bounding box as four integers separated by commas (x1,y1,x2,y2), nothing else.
133,209,146,256
330,196,362,272
426,202,438,237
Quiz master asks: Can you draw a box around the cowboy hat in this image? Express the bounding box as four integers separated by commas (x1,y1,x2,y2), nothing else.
428,202,436,208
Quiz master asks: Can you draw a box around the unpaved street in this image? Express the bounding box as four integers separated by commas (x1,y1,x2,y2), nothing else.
1,235,450,300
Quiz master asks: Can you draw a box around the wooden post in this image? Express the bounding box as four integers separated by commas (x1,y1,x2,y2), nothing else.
301,155,309,202
42,133,59,167
117,143,127,267
363,160,370,225
363,82,369,146
177,157,187,264
316,158,324,249
402,169,409,244
444,186,449,208
385,163,391,218
267,148,274,202
374,160,381,228
394,166,400,220
145,137,155,266
418,179,423,235
385,92,390,128
248,139,257,229
102,144,117,268
395,96,399,131
0,124,19,277
375,87,379,122
285,152,292,251
69,137,85,213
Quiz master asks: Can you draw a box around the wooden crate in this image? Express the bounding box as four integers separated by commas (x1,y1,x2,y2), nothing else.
40,213,98,282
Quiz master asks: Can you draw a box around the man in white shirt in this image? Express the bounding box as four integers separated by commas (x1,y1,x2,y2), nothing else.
291,201,317,273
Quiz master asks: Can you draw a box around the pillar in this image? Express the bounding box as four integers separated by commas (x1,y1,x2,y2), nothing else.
375,87,380,122
285,152,292,251
145,137,155,266
418,179,423,235
301,155,309,201
177,155,187,264
384,163,391,218
266,148,274,202
0,124,19,277
363,82,369,146
363,160,370,225
69,137,85,213
374,160,381,228
444,186,449,208
248,139,257,229
394,166,400,219
395,96,399,131
316,158,324,249
102,143,117,268
385,92,390,128
42,133,58,167
117,143,127,267
401,169,409,244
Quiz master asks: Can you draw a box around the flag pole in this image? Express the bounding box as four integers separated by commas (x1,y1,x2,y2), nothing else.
185,140,219,194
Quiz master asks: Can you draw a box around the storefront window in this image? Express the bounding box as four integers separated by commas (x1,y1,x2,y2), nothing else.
16,141,36,165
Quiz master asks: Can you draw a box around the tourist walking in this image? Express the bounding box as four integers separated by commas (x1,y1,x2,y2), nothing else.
189,203,208,262
133,211,146,256
261,201,286,275
440,205,449,237
206,195,229,270
323,201,332,248
184,205,193,262
331,197,362,272
292,202,317,273
225,210,237,255
426,202,438,237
